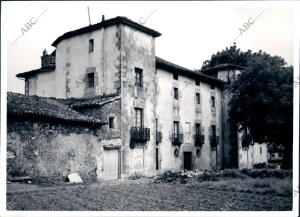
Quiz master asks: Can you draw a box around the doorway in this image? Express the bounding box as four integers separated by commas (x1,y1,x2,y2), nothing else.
183,152,192,170
102,148,120,180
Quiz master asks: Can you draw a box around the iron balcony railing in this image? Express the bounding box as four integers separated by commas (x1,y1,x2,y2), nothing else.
195,134,205,146
210,135,219,148
172,133,184,146
156,131,162,144
130,127,150,142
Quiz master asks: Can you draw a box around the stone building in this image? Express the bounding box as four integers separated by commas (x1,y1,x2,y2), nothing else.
10,16,266,180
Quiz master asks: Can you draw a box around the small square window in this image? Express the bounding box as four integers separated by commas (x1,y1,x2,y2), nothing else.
109,117,115,129
89,39,94,53
135,68,143,87
196,93,200,104
174,87,179,100
87,73,95,88
173,73,178,80
196,80,200,86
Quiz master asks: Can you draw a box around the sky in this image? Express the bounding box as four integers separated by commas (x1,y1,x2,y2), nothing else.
3,1,295,94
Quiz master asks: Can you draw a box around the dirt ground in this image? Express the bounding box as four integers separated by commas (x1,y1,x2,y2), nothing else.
6,178,292,211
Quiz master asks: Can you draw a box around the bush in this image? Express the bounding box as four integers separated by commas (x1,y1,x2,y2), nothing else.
31,171,65,185
128,172,144,180
81,168,98,183
220,169,247,179
198,171,218,182
253,162,267,169
248,169,291,179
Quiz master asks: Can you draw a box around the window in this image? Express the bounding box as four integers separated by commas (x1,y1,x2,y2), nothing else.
173,73,178,80
174,121,179,134
174,87,179,100
195,123,201,134
211,125,216,137
109,117,115,129
87,73,95,88
135,68,143,87
195,80,200,86
271,153,275,158
196,93,200,104
134,108,143,128
211,96,215,108
210,85,215,89
89,39,94,53
260,147,262,154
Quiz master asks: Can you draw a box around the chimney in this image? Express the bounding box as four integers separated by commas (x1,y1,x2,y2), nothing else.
102,15,105,22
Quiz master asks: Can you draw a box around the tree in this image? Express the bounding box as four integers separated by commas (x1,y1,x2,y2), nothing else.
201,43,251,70
201,46,293,169
228,50,293,169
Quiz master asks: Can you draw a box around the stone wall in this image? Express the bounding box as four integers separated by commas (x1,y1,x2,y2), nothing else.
7,119,105,181
76,98,121,140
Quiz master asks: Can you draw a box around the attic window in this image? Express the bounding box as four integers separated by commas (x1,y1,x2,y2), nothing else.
89,39,94,53
173,73,178,80
87,73,95,88
210,85,215,89
195,80,200,86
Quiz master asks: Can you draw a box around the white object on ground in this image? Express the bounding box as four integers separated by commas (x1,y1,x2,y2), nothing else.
67,173,83,183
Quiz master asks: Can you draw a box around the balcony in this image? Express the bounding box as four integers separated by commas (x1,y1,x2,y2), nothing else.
195,134,205,146
172,133,183,146
210,135,219,149
156,131,162,144
130,127,150,142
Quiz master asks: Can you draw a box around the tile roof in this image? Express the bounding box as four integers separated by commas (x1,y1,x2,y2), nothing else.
7,92,104,126
201,64,245,73
56,93,120,109
155,57,225,86
16,66,55,78
52,16,161,47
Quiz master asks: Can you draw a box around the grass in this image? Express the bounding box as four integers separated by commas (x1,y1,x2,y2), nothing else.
195,177,292,197
7,177,292,211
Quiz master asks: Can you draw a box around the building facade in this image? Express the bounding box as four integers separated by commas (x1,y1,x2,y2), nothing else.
13,16,263,180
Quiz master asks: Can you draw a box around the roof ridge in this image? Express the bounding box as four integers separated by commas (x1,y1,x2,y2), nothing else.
52,16,161,47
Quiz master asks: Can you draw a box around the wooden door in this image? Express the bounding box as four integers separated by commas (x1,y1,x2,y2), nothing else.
103,149,119,181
